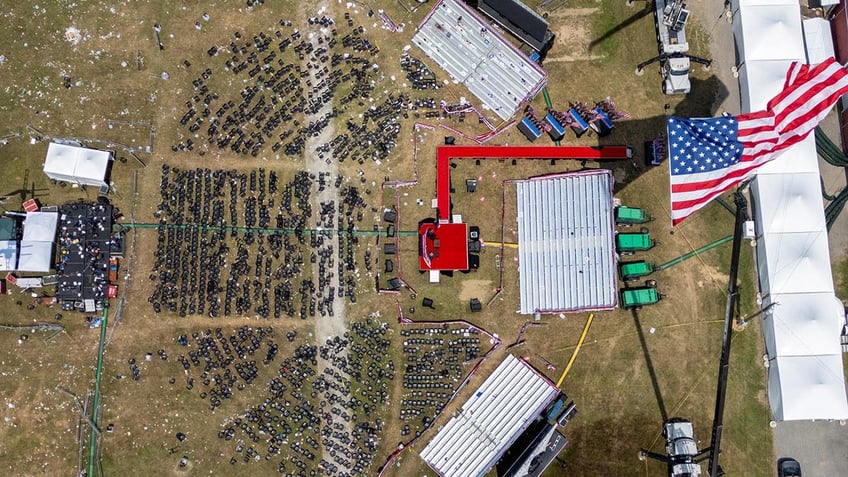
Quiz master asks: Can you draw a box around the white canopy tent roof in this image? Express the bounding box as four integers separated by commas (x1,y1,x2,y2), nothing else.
750,172,826,234
731,4,805,62
768,355,848,420
762,293,845,357
756,230,835,296
733,0,847,421
43,142,111,187
736,59,797,116
17,240,53,273
515,171,617,314
22,212,58,242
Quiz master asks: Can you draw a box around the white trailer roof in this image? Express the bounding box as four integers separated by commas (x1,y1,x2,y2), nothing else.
420,354,559,477
412,0,546,121
515,170,617,314
802,18,835,66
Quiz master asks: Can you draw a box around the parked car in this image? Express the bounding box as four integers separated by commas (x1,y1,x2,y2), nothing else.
777,458,801,477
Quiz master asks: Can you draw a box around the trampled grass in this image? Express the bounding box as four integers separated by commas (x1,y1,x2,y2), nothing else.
0,0,774,476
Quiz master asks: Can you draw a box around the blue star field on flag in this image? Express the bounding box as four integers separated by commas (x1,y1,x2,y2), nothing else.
667,116,744,177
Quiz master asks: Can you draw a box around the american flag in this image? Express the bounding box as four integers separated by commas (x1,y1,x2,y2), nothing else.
669,57,848,225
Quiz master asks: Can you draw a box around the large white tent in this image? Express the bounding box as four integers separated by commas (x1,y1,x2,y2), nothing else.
515,171,617,314
731,0,848,420
43,142,112,188
16,211,58,273
756,231,834,297
736,59,796,115
731,3,804,62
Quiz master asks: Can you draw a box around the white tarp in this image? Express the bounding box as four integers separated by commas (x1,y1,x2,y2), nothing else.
43,142,111,187
762,293,845,357
17,240,53,273
734,0,848,421
750,172,826,234
22,212,58,242
768,355,848,420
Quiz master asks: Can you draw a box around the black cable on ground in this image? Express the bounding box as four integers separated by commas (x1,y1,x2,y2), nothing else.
815,127,848,167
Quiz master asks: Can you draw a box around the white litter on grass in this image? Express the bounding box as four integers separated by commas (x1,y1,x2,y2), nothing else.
0,55,5,66
65,27,82,45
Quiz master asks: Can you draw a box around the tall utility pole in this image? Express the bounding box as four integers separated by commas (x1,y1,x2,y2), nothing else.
706,190,748,477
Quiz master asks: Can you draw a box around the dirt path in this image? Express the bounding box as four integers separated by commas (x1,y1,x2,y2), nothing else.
302,5,347,346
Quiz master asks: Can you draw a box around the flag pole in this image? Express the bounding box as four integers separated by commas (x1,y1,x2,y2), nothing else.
706,188,748,477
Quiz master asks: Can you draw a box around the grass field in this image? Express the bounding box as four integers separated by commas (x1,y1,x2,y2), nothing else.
0,0,777,476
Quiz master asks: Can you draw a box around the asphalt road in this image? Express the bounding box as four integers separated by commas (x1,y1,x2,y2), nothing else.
773,419,848,477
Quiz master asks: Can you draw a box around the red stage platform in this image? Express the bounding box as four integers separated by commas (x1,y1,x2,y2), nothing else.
419,222,469,271
435,144,630,221
420,144,631,271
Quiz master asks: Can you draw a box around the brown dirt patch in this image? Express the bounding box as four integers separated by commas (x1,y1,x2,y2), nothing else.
458,279,493,301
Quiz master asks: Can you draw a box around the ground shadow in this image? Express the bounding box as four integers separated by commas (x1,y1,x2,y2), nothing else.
562,412,661,476
631,308,668,424
588,2,654,51
594,74,730,193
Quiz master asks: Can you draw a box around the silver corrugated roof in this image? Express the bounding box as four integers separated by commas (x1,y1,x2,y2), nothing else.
516,171,617,314
420,354,559,477
412,0,547,121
